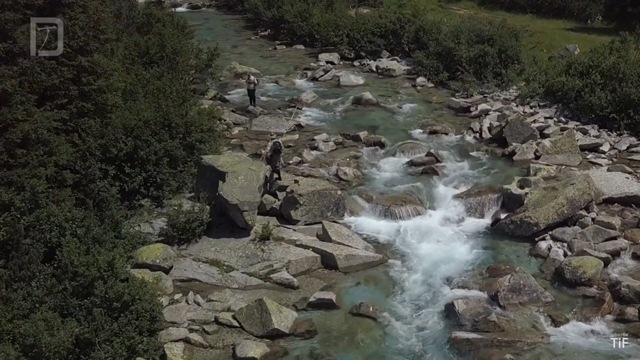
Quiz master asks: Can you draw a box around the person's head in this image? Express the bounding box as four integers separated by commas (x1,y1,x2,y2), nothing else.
272,140,283,154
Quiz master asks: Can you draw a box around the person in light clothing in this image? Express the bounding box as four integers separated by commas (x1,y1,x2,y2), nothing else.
246,74,259,107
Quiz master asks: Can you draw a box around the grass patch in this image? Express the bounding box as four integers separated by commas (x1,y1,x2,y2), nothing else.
422,0,615,56
207,258,236,273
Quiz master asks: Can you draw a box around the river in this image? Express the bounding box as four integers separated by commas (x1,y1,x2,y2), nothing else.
179,8,638,360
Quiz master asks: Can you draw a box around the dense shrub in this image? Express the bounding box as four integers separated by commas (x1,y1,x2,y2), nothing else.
604,0,640,30
244,0,524,86
0,0,221,358
474,0,605,23
161,202,210,246
522,35,640,133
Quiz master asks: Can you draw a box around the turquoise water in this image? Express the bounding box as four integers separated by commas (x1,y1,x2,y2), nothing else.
179,9,639,360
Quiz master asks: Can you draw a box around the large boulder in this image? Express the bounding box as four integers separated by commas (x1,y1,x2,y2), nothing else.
444,297,504,332
251,115,296,134
351,91,379,106
276,227,385,272
503,118,539,146
609,276,640,304
221,110,250,126
318,52,340,65
162,303,216,324
495,175,597,237
169,258,264,288
374,59,410,77
573,225,620,244
454,186,502,219
130,269,173,295
222,62,262,80
195,154,269,229
133,243,176,273
339,72,365,86
581,168,640,206
489,272,554,308
158,328,189,343
280,177,346,225
537,131,582,166
319,221,375,252
557,256,604,287
234,297,298,338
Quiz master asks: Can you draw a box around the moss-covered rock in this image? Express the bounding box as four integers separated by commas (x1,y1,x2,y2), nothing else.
557,256,604,287
133,243,176,273
495,175,597,237
130,268,173,295
221,62,262,80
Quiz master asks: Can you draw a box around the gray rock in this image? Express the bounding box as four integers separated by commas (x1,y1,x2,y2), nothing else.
610,276,640,304
185,333,208,348
222,62,262,80
317,68,336,82
582,168,640,206
414,77,434,88
561,44,580,57
163,342,186,360
449,331,547,352
374,59,410,77
615,137,633,151
349,302,381,321
316,141,336,153
576,217,593,229
195,153,268,229
163,303,216,324
550,227,581,243
133,243,176,273
447,98,473,113
251,115,296,134
222,110,250,126
307,291,339,310
573,248,612,266
336,167,362,183
130,269,173,295
292,44,305,49
257,194,278,215
234,340,270,360
296,90,318,106
542,247,564,273
538,154,583,167
503,118,539,145
215,312,241,328
280,177,346,224
512,142,537,163
291,318,318,339
310,65,333,80
406,155,438,167
490,272,554,308
318,52,340,65
578,137,605,150
595,239,630,256
234,297,297,338
339,72,365,86
187,291,195,305
608,164,634,174
268,270,299,289
158,327,189,343
594,215,622,231
351,91,379,106
531,240,553,258
169,258,264,288
557,256,604,287
319,221,375,252
574,225,620,244
194,294,206,306
495,175,597,237
614,305,639,323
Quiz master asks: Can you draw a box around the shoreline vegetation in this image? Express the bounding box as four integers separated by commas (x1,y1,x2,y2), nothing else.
217,0,640,134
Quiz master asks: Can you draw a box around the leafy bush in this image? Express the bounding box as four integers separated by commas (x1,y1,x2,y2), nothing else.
604,0,640,29
161,202,210,246
244,0,524,86
256,222,274,242
522,34,640,133
0,0,221,358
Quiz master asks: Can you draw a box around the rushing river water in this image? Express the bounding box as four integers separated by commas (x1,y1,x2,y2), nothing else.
180,9,639,360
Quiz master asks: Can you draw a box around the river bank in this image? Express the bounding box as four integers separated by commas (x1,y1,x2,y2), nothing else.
128,7,640,360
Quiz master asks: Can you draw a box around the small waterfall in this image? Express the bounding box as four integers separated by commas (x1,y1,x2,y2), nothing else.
453,187,503,220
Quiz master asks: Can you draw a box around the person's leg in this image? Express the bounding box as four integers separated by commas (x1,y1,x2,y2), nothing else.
249,89,256,107
274,168,282,181
247,89,252,106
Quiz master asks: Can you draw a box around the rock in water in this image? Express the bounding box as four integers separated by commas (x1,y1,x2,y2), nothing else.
280,178,346,225
306,291,340,309
369,193,427,220
349,302,381,321
557,256,604,287
234,340,270,360
296,90,318,106
130,269,173,295
444,297,504,332
234,297,297,338
195,153,269,229
133,243,176,273
490,272,554,308
339,72,365,86
609,276,640,304
374,59,410,77
351,92,379,106
291,318,318,339
454,186,502,219
319,221,375,252
385,140,430,157
495,175,597,237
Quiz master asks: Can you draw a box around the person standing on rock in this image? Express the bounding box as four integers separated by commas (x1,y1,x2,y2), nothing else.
264,140,285,182
246,74,259,107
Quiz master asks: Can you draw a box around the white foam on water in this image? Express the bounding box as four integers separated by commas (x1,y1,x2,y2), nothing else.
294,79,315,90
344,155,490,358
172,5,191,12
546,319,639,357
296,107,330,126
